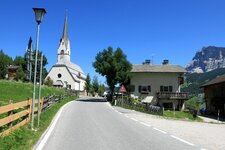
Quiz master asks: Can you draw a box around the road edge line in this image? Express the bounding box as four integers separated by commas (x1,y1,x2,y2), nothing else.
34,101,75,150
153,127,167,134
170,135,195,146
140,122,151,127
131,118,138,122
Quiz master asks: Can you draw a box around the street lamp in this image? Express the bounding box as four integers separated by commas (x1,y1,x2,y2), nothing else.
31,8,46,130
33,8,47,25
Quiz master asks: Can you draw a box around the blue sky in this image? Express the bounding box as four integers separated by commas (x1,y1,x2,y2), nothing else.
1,0,225,83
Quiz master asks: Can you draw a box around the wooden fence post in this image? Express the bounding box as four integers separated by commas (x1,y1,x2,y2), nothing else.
28,98,32,121
40,97,44,113
7,100,13,129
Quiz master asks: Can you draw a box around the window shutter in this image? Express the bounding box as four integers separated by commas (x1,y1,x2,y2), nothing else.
160,86,163,92
169,86,173,92
148,86,151,92
139,86,142,93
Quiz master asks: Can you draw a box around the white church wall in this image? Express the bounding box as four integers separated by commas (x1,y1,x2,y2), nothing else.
46,66,76,90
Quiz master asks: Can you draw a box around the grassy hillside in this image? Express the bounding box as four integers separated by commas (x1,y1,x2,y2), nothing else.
181,68,225,98
0,80,66,105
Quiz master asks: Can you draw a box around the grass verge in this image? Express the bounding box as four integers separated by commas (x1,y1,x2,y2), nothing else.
163,110,203,121
116,103,203,121
0,80,66,105
0,95,77,150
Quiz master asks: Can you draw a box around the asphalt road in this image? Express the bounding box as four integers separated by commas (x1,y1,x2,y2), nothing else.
35,97,202,150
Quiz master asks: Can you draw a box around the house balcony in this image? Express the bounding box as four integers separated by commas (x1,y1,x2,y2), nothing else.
157,92,189,100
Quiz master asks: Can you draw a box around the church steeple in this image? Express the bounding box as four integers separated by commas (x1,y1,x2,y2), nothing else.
62,15,68,48
57,14,71,63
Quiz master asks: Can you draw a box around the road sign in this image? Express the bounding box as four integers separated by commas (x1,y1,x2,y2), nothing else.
119,85,126,93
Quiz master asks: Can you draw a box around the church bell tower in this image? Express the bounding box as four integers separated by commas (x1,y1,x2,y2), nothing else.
57,15,71,63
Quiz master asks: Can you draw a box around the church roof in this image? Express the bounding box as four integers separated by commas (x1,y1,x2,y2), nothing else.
55,62,86,79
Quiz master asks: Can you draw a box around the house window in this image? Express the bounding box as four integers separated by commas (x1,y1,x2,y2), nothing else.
163,102,173,110
67,85,71,89
128,85,135,92
160,86,173,92
139,85,151,94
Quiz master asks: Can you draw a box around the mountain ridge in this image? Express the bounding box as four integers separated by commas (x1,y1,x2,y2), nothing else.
186,46,225,73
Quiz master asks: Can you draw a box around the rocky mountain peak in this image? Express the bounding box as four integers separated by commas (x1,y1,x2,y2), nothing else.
186,46,225,73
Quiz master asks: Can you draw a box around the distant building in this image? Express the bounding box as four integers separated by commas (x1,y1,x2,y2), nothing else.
201,74,225,117
6,65,19,80
130,59,188,110
45,15,86,91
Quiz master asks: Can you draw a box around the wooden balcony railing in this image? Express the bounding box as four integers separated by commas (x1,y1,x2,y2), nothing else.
157,92,189,100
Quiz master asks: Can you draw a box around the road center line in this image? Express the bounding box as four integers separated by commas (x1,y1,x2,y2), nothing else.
119,112,122,115
131,118,138,122
140,122,151,127
170,135,195,146
153,127,167,134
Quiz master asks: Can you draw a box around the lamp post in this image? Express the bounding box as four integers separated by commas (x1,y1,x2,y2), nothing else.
37,54,43,128
31,8,46,130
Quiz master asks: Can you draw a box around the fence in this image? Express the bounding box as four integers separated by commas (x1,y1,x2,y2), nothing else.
0,98,43,137
116,97,163,116
41,95,64,111
0,94,64,137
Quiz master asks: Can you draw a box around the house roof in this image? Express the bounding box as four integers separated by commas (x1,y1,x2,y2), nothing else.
7,65,19,70
131,64,187,73
201,74,225,87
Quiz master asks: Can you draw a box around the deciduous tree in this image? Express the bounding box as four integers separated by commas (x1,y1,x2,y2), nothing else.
93,47,132,101
0,50,13,79
84,73,91,96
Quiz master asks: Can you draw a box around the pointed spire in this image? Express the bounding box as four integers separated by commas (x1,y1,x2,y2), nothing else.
28,37,32,51
62,13,68,43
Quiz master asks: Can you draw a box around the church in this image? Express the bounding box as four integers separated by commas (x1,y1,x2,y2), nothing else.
46,15,86,91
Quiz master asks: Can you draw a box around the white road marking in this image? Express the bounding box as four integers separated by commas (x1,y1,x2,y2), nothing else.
131,118,138,122
106,102,113,109
170,135,195,146
201,148,207,150
119,112,122,115
140,122,151,127
153,127,167,134
35,101,75,150
124,115,129,118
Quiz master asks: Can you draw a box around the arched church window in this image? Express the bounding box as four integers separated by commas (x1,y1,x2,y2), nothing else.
60,50,64,55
